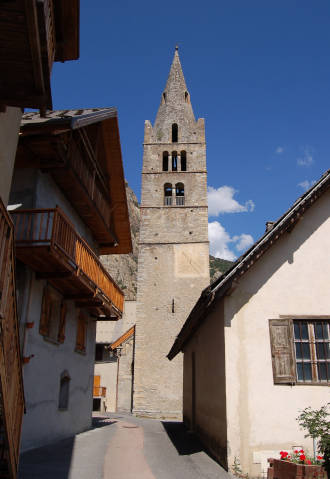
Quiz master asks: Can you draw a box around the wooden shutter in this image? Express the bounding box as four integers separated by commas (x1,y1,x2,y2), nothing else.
93,375,100,396
269,319,296,384
39,286,51,336
57,301,67,343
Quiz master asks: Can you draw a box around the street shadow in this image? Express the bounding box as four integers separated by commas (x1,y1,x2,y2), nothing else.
92,417,117,429
161,421,207,456
18,436,75,479
19,418,117,478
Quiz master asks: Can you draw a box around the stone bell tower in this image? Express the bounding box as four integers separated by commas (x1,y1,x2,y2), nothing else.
133,47,210,419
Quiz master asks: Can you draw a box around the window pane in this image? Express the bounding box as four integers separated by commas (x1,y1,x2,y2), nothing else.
302,342,311,359
294,323,300,339
301,323,309,340
295,343,302,359
304,363,312,381
297,363,304,381
317,362,328,381
314,322,324,339
316,343,325,360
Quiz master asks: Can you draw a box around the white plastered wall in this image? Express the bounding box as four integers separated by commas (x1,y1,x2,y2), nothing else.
94,300,136,412
225,190,330,477
20,277,96,452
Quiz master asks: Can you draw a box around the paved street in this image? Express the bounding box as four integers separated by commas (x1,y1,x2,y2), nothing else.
18,413,232,479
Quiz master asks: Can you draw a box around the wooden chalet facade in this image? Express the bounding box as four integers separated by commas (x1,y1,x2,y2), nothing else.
0,1,80,477
9,108,131,451
0,202,24,479
0,0,79,113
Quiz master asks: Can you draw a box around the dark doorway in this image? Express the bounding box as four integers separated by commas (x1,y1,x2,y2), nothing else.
93,398,101,411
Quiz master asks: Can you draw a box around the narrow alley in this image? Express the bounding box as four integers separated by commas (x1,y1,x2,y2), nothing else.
18,413,232,479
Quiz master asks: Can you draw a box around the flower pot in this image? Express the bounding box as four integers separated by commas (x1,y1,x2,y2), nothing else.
268,458,327,479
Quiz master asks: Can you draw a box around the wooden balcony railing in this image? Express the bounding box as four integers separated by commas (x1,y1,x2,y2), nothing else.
11,207,124,318
0,198,25,479
93,386,106,398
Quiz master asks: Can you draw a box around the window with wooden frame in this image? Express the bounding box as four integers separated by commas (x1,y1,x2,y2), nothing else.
39,285,67,343
269,318,329,385
75,310,88,353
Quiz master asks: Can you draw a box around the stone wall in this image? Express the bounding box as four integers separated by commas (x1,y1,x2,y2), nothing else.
133,50,210,419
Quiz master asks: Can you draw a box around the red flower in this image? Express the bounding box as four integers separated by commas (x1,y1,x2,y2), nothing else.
306,460,312,465
300,454,306,461
294,450,299,454
317,455,323,460
299,449,305,453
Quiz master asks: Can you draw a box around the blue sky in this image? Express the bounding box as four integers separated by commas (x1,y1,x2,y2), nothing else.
51,1,330,260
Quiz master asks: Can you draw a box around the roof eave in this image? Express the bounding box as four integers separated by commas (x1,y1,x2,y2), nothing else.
168,168,330,359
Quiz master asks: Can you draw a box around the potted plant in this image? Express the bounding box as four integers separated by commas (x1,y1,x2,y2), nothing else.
268,450,326,478
297,404,329,477
267,403,329,478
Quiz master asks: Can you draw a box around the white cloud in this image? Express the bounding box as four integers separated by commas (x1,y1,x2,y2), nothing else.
208,221,254,261
297,147,314,167
208,186,255,216
232,233,254,252
208,221,235,260
298,179,316,191
275,146,284,154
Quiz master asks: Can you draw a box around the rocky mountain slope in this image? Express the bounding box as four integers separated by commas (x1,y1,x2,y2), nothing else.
100,183,140,300
209,256,233,282
100,184,233,299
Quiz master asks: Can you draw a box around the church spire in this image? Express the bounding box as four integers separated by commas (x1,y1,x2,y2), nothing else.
153,48,196,141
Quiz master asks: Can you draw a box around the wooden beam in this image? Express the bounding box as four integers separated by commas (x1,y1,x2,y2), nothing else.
75,300,103,308
24,0,47,103
96,316,118,322
36,271,72,279
65,293,95,300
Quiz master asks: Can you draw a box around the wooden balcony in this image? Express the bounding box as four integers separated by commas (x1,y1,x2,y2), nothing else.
11,207,124,319
0,199,25,479
17,111,132,254
93,386,106,398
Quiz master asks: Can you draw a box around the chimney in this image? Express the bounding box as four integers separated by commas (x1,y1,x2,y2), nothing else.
265,221,275,232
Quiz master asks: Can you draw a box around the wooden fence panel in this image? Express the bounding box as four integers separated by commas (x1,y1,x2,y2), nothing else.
0,199,25,479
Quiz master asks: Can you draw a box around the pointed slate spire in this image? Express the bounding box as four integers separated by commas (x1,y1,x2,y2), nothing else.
153,47,196,142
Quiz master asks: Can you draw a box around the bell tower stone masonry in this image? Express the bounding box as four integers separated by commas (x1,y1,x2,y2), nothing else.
133,48,210,419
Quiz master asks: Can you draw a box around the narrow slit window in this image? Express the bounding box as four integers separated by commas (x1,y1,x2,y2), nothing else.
172,152,178,171
181,151,187,171
162,152,169,171
164,183,172,206
58,371,70,410
172,123,178,143
162,92,166,104
185,91,189,102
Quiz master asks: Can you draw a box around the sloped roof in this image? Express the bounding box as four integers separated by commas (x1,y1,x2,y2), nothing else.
19,107,132,255
168,168,330,360
110,326,135,350
21,108,117,131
